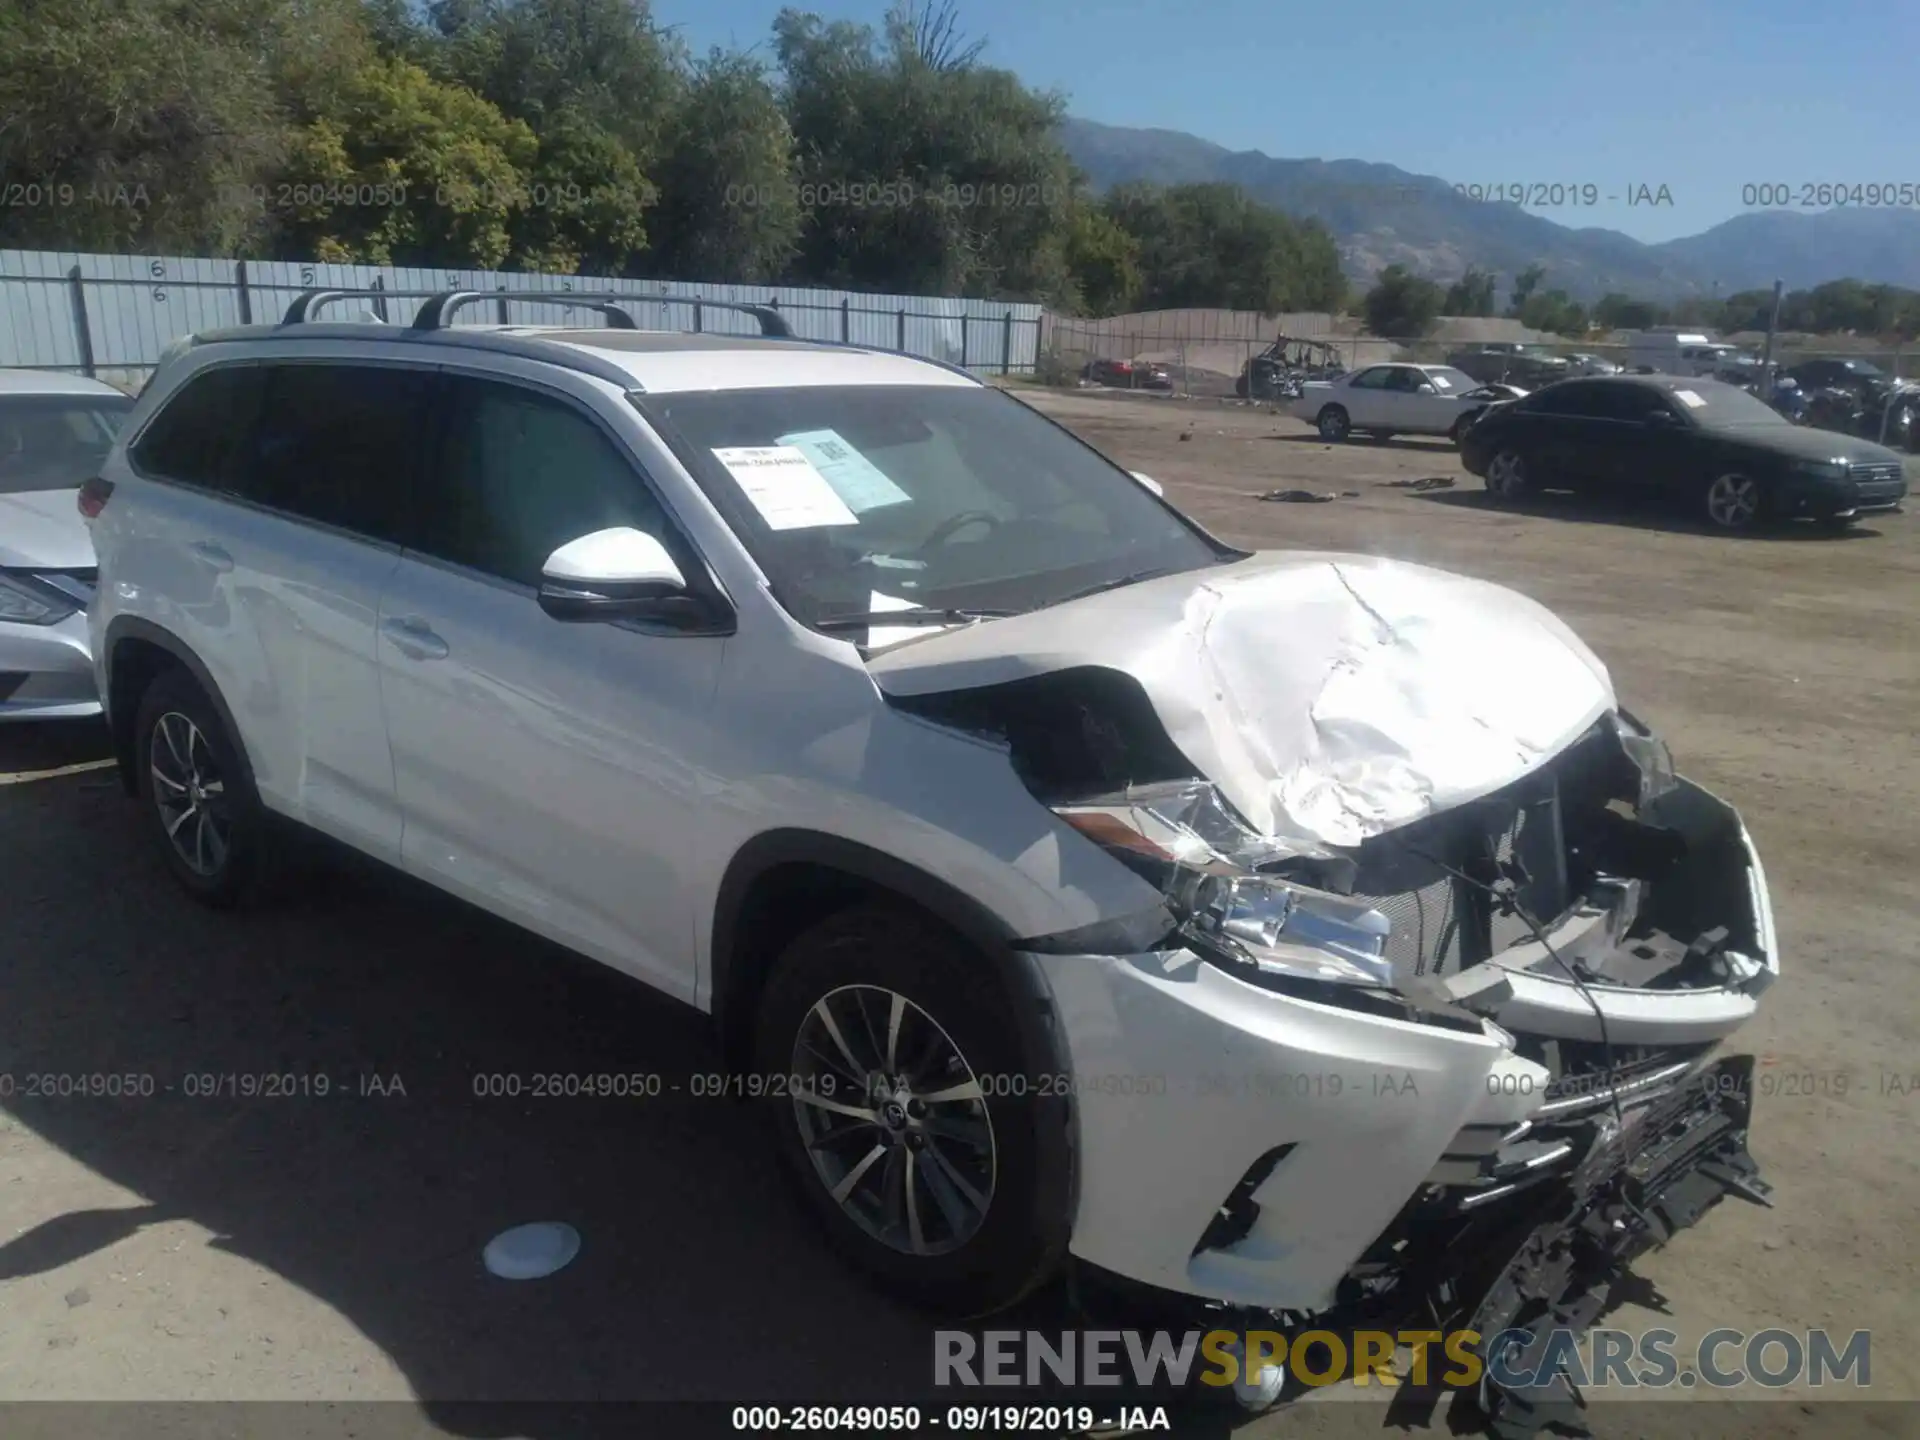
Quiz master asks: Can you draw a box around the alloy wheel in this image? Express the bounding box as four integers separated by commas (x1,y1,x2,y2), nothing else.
789,984,997,1257
1706,473,1762,529
148,711,230,876
1317,407,1349,441
1486,450,1527,498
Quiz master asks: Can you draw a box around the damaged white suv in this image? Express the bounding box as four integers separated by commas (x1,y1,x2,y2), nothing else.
88,294,1776,1420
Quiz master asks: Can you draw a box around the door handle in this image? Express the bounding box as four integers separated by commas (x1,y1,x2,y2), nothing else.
189,540,234,573
381,616,449,661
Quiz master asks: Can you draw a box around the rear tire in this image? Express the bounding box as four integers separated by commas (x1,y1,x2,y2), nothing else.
753,904,1071,1317
133,667,276,908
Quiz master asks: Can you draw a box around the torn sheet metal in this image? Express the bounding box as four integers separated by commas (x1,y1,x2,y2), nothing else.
865,551,1614,847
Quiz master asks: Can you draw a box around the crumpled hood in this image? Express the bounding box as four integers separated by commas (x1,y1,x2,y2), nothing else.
0,488,95,569
867,551,1615,847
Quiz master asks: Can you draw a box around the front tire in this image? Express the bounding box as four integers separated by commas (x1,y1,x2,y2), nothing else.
1485,448,1531,501
133,667,275,907
753,905,1070,1316
1704,472,1766,531
1316,405,1351,442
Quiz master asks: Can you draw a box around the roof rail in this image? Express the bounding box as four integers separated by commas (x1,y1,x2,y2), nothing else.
409,290,794,338
279,287,794,339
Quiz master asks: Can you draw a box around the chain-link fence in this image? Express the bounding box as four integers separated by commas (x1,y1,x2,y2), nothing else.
1038,321,1401,401
0,248,1048,391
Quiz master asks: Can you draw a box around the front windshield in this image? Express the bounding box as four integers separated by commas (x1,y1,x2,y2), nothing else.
1424,367,1479,392
638,385,1231,627
0,395,132,494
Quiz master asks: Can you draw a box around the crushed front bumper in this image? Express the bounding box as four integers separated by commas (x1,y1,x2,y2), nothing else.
1369,1052,1772,1439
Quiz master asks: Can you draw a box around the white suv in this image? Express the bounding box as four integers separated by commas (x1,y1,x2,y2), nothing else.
87,293,1777,1414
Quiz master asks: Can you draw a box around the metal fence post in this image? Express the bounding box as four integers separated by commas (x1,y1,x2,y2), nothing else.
496,285,510,325
1001,310,1012,375
960,315,970,369
841,297,850,343
897,308,907,352
371,273,388,323
693,300,703,333
67,266,97,378
236,259,253,325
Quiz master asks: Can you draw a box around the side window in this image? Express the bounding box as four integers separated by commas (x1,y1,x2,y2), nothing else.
1590,384,1668,421
1349,367,1393,389
418,377,668,587
130,365,269,490
232,364,432,541
1526,384,1591,416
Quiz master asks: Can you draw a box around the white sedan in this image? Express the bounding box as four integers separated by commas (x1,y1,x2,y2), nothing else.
0,370,133,719
1290,362,1521,444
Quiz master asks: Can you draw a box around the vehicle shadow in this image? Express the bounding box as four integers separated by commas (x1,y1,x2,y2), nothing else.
1411,485,1894,541
1264,434,1458,453
7,738,1414,1439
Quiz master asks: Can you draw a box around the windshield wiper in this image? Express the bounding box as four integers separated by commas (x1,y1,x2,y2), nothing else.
814,607,1015,632
1046,565,1189,609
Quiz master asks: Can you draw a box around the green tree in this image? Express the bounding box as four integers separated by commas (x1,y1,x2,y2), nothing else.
1592,292,1665,330
1442,267,1497,317
1507,264,1546,317
276,54,539,267
0,0,293,253
1362,264,1442,338
1102,181,1344,313
773,2,1084,301
646,49,800,283
1059,202,1141,315
1519,287,1587,336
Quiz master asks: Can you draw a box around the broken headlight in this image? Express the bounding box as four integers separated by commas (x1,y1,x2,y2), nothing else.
1052,782,1395,990
1610,708,1677,808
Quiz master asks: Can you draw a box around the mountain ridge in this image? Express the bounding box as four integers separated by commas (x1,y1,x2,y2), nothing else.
1059,117,1920,300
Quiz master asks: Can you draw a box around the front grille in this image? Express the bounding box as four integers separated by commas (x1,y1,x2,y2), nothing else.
1852,462,1906,500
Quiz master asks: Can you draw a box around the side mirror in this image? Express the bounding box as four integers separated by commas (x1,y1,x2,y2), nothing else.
1642,408,1678,426
1129,470,1165,497
537,527,701,624
1416,382,1437,395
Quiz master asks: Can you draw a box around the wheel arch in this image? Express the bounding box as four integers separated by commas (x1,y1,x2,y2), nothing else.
709,830,1067,1082
102,617,248,799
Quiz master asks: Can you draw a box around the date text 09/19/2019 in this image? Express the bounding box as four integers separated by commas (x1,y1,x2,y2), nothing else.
730,1406,1170,1432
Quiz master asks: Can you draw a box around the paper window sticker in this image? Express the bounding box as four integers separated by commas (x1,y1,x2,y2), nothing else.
710,446,860,530
775,428,913,513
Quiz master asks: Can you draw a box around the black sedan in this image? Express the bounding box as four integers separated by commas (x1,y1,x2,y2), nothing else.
1459,375,1909,530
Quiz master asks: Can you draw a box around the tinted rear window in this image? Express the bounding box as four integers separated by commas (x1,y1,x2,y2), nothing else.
131,365,269,490
235,364,433,541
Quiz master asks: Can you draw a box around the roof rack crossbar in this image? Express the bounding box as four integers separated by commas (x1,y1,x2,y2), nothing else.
408,290,793,338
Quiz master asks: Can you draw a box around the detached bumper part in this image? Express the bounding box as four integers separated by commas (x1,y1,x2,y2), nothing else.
1466,1052,1766,1436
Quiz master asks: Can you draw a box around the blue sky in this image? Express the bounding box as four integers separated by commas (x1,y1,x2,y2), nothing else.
659,0,1919,244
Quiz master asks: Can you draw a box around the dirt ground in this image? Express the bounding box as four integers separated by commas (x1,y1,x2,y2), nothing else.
2,388,1916,1439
